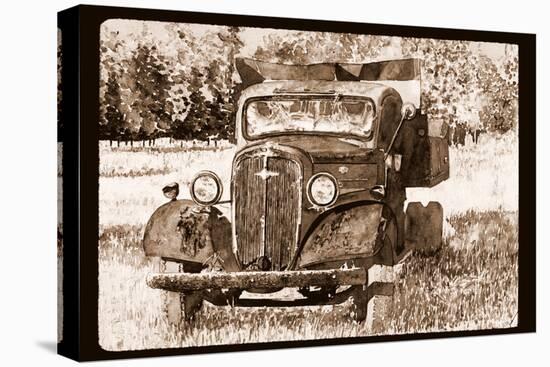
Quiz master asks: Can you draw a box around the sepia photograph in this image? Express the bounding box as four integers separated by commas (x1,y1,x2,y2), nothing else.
0,0,545,366
96,18,520,351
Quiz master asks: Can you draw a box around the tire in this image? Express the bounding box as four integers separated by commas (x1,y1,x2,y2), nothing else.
366,292,393,334
350,216,396,329
350,266,394,334
157,259,204,326
350,285,369,322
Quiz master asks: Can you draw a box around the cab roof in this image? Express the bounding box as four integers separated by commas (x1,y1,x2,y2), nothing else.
238,80,400,107
235,57,421,108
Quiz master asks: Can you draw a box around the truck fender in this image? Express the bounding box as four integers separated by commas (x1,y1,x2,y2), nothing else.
143,199,238,269
296,203,385,268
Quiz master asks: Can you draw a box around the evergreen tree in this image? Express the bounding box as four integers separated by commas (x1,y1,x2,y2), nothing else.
131,44,174,139
180,66,205,141
57,30,63,140
99,71,125,145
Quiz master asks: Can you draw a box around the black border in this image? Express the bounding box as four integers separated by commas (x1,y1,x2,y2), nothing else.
57,4,536,361
57,6,80,361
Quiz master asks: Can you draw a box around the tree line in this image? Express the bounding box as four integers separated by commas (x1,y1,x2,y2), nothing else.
99,24,241,145
97,22,518,145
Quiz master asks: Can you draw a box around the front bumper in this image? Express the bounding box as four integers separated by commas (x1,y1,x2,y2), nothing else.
146,268,366,292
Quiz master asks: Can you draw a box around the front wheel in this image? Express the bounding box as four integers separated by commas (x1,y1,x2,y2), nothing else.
366,289,393,333
350,266,394,334
157,259,204,326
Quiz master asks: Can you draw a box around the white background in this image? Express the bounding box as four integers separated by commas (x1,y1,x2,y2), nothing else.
0,0,546,365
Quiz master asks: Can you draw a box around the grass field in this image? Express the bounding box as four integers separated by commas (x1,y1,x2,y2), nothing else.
98,132,518,351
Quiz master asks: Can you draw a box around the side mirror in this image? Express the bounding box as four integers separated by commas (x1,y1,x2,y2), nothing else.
162,182,179,201
401,102,417,120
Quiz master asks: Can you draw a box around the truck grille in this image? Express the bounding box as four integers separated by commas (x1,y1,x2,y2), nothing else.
233,154,301,270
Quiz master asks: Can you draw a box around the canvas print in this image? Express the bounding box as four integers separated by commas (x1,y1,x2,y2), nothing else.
98,19,519,351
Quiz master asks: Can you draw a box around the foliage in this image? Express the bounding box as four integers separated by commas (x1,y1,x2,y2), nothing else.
477,52,519,132
99,21,518,142
399,39,518,131
132,44,174,138
99,22,243,143
99,71,125,142
57,29,62,139
400,38,480,126
254,31,393,63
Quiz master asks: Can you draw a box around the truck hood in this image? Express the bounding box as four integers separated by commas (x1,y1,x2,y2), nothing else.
242,135,379,163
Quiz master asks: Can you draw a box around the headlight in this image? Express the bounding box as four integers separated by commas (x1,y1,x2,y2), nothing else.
307,173,338,206
190,171,222,206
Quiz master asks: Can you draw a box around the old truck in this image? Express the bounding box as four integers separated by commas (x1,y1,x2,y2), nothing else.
143,57,450,332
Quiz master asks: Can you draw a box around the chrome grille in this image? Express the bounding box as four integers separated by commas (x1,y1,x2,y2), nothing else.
233,154,301,270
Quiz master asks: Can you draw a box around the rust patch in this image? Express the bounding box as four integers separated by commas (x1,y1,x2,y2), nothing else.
176,207,210,256
143,200,215,263
298,204,383,267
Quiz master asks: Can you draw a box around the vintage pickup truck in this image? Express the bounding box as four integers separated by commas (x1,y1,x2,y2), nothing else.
142,57,449,332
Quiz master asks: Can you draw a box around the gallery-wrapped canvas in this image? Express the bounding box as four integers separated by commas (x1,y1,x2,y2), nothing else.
57,5,536,361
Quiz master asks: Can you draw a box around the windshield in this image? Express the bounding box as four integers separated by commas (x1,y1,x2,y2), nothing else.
244,96,376,139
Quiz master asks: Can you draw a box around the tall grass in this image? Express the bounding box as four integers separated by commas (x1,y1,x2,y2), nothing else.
98,210,517,350
407,131,518,214
99,145,235,226
98,132,518,351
